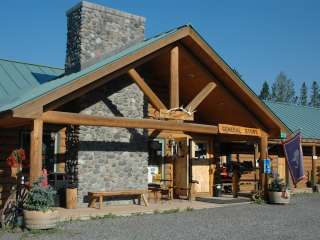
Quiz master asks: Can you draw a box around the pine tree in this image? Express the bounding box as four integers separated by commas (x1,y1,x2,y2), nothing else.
271,72,296,103
299,82,308,106
309,81,320,107
259,81,271,100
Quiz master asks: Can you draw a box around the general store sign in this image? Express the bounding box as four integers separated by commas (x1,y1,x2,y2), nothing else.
218,124,261,137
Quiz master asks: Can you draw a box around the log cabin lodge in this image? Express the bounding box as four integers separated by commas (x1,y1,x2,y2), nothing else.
0,1,319,209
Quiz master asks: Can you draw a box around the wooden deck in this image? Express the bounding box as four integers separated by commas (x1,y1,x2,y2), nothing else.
56,199,251,222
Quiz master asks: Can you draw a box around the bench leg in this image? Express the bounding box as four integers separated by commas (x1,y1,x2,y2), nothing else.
99,196,103,209
141,194,149,207
89,196,97,208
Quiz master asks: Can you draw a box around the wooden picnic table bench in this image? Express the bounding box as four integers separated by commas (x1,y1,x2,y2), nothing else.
88,189,149,209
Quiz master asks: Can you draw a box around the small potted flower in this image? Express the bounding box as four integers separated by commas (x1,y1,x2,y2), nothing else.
6,148,26,177
267,175,290,204
24,177,58,230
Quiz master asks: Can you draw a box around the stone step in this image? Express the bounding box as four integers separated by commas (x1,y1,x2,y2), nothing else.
290,188,313,195
195,196,251,204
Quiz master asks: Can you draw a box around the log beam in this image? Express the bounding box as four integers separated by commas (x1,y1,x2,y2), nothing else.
128,69,167,111
186,82,216,112
170,46,179,108
30,119,43,184
42,111,218,134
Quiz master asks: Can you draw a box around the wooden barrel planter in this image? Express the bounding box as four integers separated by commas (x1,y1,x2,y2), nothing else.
24,210,58,230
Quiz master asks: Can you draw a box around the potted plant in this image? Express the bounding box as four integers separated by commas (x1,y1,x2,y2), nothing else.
24,178,58,230
267,175,290,204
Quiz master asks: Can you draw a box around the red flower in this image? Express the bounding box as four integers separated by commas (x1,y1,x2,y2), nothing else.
6,148,26,168
6,155,19,168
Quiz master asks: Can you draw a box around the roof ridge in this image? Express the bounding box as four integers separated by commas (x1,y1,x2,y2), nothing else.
143,24,190,42
265,100,320,110
0,58,64,70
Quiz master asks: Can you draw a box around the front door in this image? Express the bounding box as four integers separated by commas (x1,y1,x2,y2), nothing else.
191,140,210,194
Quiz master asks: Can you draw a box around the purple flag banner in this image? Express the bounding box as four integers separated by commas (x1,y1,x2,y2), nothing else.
282,132,305,185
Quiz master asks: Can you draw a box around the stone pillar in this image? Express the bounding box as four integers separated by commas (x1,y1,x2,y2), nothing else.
65,1,145,74
76,77,148,206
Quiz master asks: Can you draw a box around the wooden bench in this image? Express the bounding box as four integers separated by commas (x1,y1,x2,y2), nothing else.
88,189,149,209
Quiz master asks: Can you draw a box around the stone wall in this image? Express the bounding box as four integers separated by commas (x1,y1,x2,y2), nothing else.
65,1,145,73
76,76,148,206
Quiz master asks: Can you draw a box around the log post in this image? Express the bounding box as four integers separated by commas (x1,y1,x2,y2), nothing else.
312,144,316,189
30,118,43,184
170,46,179,109
254,143,259,192
259,131,268,197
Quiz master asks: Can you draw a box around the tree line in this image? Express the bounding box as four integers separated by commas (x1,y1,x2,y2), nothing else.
259,72,320,107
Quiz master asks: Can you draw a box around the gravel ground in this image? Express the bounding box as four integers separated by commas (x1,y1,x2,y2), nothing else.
1,194,320,240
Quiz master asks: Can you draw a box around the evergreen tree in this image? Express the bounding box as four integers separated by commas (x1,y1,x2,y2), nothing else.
271,72,296,103
299,82,308,106
259,81,271,100
309,81,320,107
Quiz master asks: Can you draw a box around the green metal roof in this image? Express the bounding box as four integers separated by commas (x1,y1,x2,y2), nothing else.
0,25,185,113
0,59,64,105
265,101,320,139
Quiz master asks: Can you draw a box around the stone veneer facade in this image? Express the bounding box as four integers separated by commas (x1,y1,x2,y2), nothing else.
64,1,148,206
65,1,145,74
76,77,149,205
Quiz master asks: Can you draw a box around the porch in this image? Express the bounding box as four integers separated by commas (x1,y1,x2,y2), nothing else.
56,198,251,222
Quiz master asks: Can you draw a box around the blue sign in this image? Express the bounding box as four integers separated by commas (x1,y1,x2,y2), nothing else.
263,159,271,174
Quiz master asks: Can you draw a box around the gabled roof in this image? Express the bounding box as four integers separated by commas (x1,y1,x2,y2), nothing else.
0,24,289,137
266,101,320,139
0,25,185,113
0,59,63,106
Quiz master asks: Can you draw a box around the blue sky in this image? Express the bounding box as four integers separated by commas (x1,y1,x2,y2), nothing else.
0,0,319,94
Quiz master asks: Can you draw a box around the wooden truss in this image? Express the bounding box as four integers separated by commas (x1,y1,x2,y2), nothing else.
128,45,216,121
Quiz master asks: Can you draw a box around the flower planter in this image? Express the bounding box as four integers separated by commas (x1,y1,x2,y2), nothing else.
24,209,58,230
268,191,290,204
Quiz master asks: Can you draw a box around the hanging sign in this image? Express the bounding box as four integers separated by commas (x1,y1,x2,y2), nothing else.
218,124,261,137
263,159,271,174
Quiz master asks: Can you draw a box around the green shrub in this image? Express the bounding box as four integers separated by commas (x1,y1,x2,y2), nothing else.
24,178,56,211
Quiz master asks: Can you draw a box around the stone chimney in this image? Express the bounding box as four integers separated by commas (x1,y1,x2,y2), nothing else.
65,1,145,74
